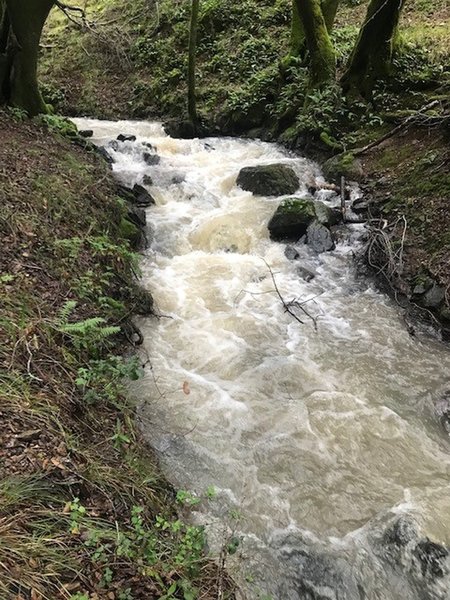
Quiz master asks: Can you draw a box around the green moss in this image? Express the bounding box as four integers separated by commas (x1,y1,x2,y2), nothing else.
280,197,316,217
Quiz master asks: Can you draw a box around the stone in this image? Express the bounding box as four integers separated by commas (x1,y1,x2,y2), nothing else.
96,146,114,164
143,152,161,166
127,207,146,228
108,140,119,151
421,284,445,309
79,129,93,138
117,134,136,142
132,184,156,207
414,540,449,578
297,265,316,281
383,516,418,549
322,153,364,183
119,217,142,247
268,197,316,241
306,220,335,253
285,245,300,261
314,200,341,226
142,174,153,186
351,198,370,214
237,164,300,197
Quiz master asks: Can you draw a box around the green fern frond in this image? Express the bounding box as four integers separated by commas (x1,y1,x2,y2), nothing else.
58,300,77,325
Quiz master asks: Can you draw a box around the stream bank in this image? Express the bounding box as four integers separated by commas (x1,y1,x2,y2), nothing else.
0,110,236,600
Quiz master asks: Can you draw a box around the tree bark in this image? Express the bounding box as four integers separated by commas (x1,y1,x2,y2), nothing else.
290,0,340,58
294,0,336,87
0,0,55,115
188,0,200,129
341,0,405,99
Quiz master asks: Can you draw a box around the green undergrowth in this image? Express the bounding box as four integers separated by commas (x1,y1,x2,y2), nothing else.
0,110,235,599
40,0,449,150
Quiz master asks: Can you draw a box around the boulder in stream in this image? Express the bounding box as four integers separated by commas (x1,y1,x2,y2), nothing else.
117,134,136,142
314,200,341,226
79,129,93,138
237,164,299,196
268,197,315,241
306,220,335,253
143,152,161,166
132,183,156,207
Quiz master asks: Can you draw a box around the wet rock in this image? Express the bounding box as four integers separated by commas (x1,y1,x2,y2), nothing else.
79,129,93,138
143,152,161,166
383,515,418,550
306,220,335,253
96,146,114,164
421,284,445,309
117,134,136,142
414,540,449,578
351,198,370,214
285,245,300,261
314,200,341,226
237,164,300,197
143,141,156,151
127,206,146,228
268,197,316,241
142,174,153,186
297,265,316,282
108,140,119,151
133,184,156,207
412,277,433,296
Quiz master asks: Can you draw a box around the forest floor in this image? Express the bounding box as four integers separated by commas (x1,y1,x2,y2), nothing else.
357,120,450,337
0,110,236,600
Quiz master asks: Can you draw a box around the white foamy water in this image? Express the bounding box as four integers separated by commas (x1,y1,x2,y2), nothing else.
74,118,450,599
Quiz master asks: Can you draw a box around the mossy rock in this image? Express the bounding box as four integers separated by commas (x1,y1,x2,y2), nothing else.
268,197,316,241
119,217,142,248
314,200,341,226
322,153,364,183
237,163,300,197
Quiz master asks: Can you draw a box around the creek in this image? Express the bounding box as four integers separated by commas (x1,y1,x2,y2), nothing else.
74,118,450,599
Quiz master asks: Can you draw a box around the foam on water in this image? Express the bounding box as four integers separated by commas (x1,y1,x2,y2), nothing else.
73,118,450,598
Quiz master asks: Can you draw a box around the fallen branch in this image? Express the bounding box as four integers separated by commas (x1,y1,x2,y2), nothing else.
354,100,441,156
262,259,319,330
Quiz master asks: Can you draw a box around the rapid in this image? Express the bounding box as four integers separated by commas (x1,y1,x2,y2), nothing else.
73,118,450,599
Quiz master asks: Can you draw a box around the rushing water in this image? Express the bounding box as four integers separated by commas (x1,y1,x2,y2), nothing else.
74,118,450,599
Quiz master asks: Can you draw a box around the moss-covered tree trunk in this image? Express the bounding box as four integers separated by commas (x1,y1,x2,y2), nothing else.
188,0,200,129
341,0,405,99
290,0,340,58
294,0,336,87
0,0,55,115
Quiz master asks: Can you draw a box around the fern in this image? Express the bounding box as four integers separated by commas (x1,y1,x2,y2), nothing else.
57,313,120,355
58,300,77,325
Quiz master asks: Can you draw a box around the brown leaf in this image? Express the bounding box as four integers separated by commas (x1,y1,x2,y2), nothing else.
182,381,190,395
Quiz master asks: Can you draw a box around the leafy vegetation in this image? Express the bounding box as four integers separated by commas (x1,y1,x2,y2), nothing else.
0,111,236,598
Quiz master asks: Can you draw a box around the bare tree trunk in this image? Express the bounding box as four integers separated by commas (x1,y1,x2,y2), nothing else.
188,0,200,129
341,0,405,99
0,0,55,115
294,0,336,88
